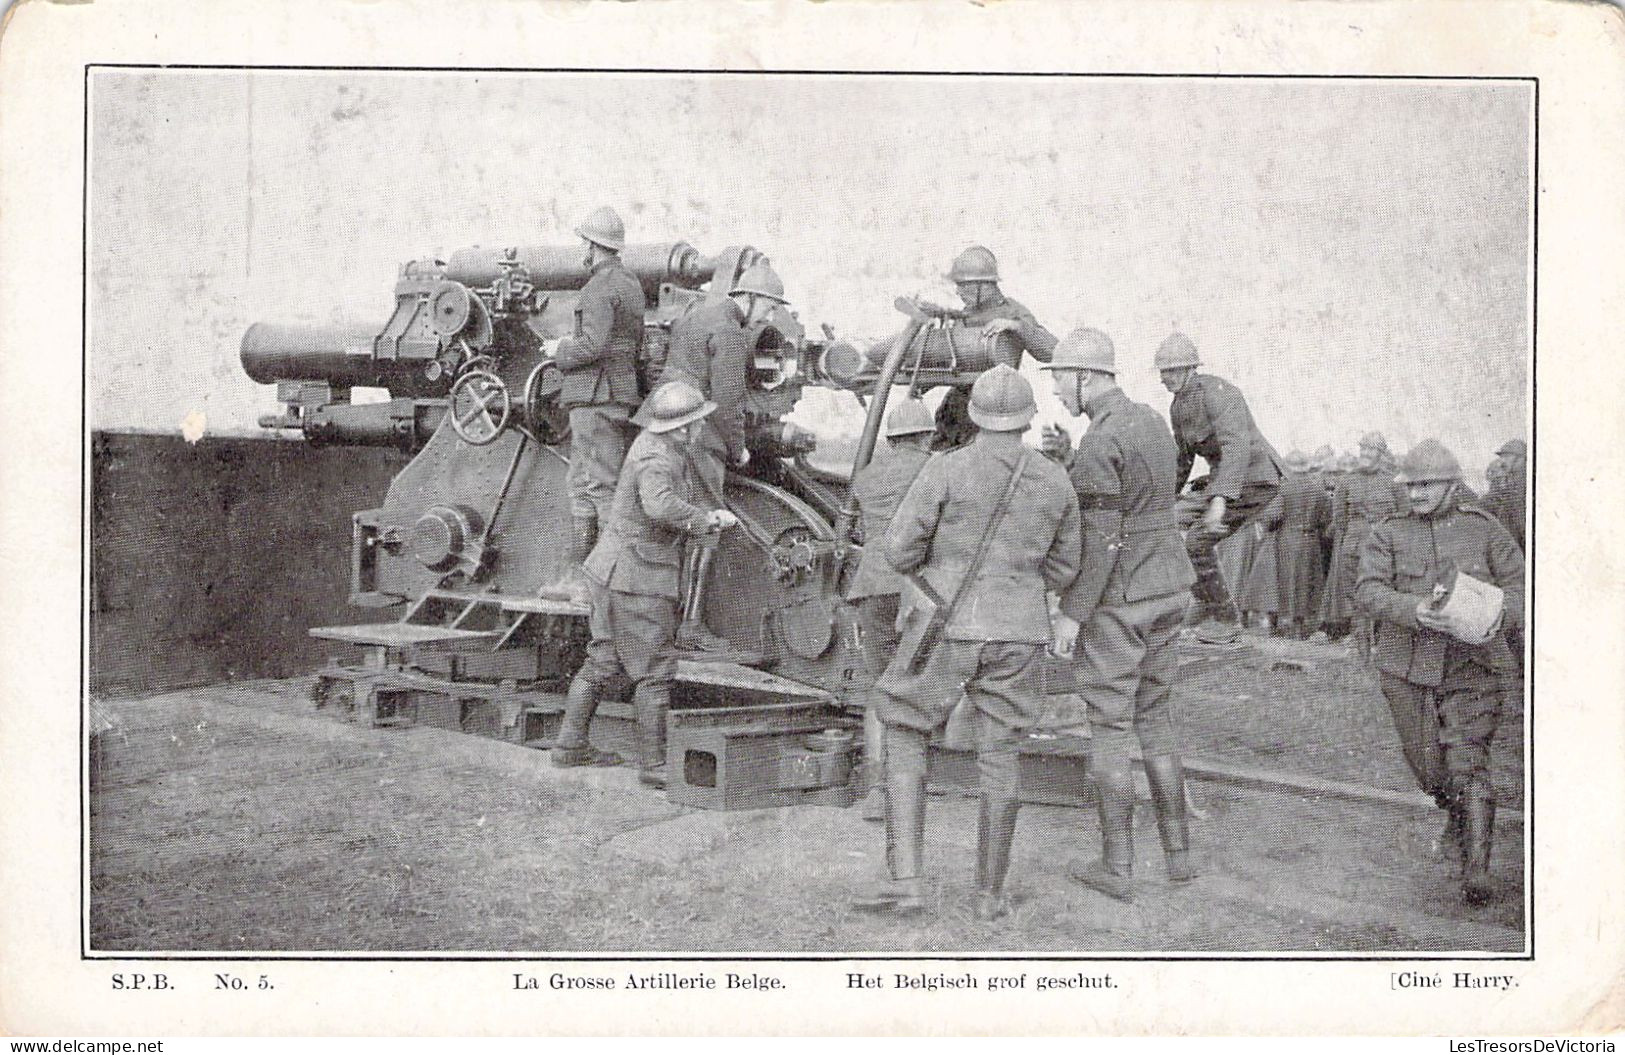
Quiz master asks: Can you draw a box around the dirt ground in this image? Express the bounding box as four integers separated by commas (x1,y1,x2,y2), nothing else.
88,638,1526,955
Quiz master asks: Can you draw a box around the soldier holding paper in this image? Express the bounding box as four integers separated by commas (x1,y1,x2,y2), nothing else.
1355,439,1524,905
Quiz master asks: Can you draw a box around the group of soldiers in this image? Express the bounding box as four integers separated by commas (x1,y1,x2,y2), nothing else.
1213,432,1527,654
531,209,1527,916
540,206,790,786
842,247,1524,917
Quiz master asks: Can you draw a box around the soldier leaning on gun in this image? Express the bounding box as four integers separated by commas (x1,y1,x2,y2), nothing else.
549,382,739,787
1355,439,1523,905
1158,332,1287,644
854,365,1081,921
1040,329,1199,903
929,246,1058,450
843,397,937,822
542,206,648,604
660,261,790,659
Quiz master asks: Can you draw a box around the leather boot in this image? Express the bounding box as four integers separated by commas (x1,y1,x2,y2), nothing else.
852,772,927,914
1432,801,1466,871
860,704,886,822
1460,792,1496,905
539,516,596,605
634,686,668,790
1144,754,1197,882
973,796,1022,921
1071,766,1136,902
1181,582,1214,629
549,675,623,768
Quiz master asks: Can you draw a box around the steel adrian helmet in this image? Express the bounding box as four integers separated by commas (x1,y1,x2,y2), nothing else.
1040,327,1116,375
884,397,936,438
1394,439,1463,484
946,245,1000,284
574,205,626,252
1358,430,1389,452
1153,331,1201,370
1496,438,1527,458
632,380,716,434
730,262,789,303
967,363,1036,432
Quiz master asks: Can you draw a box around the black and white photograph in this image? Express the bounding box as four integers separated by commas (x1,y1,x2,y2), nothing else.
84,68,1532,956
4,0,1623,1040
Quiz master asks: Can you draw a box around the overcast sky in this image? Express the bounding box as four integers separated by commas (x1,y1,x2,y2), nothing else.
89,71,1530,478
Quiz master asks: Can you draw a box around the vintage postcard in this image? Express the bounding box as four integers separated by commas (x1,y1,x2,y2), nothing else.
1,0,1621,1038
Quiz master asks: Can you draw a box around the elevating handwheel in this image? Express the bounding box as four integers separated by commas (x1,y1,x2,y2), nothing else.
448,369,511,445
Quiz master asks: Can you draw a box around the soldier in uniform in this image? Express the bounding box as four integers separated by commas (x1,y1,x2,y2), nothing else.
1485,438,1526,553
1356,440,1523,905
542,206,649,604
1259,450,1332,640
844,398,937,821
1325,432,1410,659
549,381,739,788
1319,432,1410,653
853,365,1080,920
1483,437,1527,699
1158,332,1286,643
1484,456,1510,502
1040,329,1199,902
660,262,790,657
931,246,1057,450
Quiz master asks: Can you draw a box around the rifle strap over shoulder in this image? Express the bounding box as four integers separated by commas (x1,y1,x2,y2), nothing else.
938,448,1030,628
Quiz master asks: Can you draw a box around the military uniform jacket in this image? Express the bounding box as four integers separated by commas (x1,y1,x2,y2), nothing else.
1264,470,1331,620
1060,387,1196,621
1267,470,1333,536
555,256,646,410
584,430,713,599
1355,496,1524,687
846,444,934,601
1485,467,1527,552
958,294,1057,366
1332,470,1408,548
885,431,1081,643
662,296,750,462
1170,373,1286,499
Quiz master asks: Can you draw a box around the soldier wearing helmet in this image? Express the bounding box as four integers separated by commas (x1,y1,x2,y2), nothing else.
1040,329,1199,902
1482,436,1527,706
658,261,790,659
1324,430,1410,659
1485,438,1526,552
549,381,740,787
931,246,1059,450
853,364,1080,921
1356,439,1523,905
844,398,938,821
1157,331,1287,643
541,206,648,604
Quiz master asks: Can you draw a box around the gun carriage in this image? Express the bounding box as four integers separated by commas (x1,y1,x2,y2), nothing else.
242,236,1086,808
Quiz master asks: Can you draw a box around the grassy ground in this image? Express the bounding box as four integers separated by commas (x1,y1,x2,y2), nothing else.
89,643,1526,954
1175,634,1525,804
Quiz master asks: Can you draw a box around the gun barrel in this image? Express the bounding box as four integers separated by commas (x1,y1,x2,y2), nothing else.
240,322,378,385
443,241,713,295
864,323,1018,376
241,322,446,395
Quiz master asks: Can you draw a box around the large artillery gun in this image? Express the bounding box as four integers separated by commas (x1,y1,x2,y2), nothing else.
242,234,1085,808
